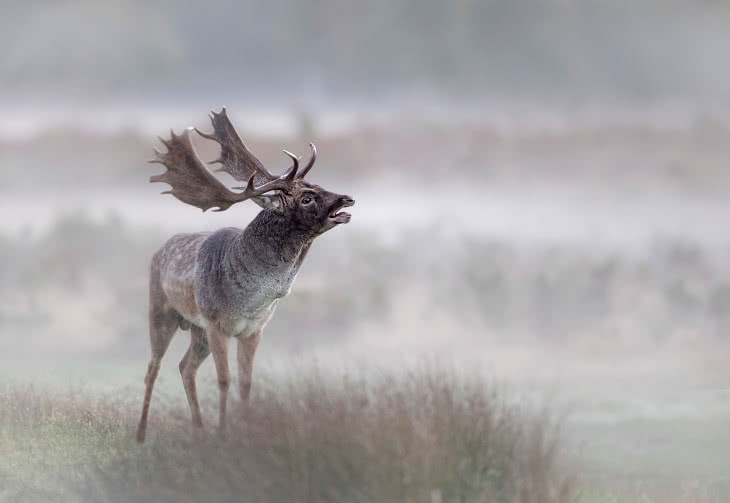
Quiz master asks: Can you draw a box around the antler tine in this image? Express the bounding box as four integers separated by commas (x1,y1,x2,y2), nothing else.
157,136,171,149
149,146,164,163
297,143,317,178
231,151,300,195
237,173,272,199
233,171,294,196
282,150,300,180
193,127,216,142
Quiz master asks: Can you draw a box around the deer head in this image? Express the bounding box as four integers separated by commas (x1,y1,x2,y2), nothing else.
150,107,354,235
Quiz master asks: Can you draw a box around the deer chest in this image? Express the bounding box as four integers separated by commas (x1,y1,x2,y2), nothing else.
227,269,297,329
232,269,299,336
231,299,280,337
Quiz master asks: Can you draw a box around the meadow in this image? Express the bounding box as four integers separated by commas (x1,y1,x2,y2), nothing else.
1,364,572,503
1,360,729,502
2,121,730,502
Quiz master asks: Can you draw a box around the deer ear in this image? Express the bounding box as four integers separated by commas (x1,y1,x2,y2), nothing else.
252,194,284,213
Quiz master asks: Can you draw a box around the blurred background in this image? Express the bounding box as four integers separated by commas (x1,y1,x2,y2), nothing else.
1,0,730,497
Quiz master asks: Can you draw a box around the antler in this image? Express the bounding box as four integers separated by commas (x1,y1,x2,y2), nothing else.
298,143,317,179
194,107,318,182
150,128,297,212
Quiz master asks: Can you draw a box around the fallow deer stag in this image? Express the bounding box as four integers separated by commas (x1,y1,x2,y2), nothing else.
136,108,354,442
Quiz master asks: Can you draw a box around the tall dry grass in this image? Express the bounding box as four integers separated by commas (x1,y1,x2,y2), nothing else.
0,365,571,503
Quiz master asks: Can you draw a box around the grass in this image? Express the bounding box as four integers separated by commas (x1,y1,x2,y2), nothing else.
0,364,571,503
2,362,729,503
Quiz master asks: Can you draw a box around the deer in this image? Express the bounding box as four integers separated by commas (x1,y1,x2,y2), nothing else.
136,108,354,443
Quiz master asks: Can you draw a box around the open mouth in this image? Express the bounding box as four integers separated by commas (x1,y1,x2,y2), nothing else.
328,198,355,223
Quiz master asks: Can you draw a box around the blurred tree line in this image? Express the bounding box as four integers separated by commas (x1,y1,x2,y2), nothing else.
0,0,729,103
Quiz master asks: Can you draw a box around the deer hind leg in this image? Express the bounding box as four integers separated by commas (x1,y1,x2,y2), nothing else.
179,325,210,428
136,273,180,443
237,329,262,406
207,328,230,435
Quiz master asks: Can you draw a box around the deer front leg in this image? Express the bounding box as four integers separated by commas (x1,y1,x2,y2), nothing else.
207,328,230,435
237,329,262,406
179,325,210,428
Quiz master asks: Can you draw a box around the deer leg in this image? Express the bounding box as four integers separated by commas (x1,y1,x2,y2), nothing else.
207,328,230,435
179,325,210,428
237,329,262,407
136,307,178,443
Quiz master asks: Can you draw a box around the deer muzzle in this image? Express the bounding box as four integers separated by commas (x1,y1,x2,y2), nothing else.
328,196,355,224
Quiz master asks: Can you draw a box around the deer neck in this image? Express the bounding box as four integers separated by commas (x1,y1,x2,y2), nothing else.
233,210,314,273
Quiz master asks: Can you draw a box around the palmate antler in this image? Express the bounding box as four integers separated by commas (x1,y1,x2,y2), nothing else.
150,108,317,212
195,107,317,183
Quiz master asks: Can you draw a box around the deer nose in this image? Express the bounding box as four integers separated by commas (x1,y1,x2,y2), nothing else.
340,196,355,207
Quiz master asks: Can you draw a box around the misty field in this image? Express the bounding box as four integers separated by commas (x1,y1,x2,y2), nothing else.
2,361,729,503
4,207,730,358
2,189,730,502
2,104,730,503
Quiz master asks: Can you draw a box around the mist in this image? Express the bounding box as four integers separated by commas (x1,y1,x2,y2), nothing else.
1,1,730,501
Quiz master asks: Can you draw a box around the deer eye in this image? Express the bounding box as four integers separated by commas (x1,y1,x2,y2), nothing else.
301,196,314,205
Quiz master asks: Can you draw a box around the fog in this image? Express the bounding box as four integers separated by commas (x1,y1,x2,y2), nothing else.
1,1,730,501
